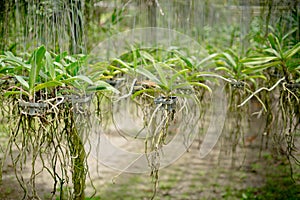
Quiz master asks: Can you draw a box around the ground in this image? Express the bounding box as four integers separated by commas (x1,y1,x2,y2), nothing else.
0,109,300,200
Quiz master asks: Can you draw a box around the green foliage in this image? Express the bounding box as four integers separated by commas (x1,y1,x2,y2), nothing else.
243,30,300,83
0,46,118,101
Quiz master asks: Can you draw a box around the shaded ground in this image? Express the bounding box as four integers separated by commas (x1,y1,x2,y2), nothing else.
0,111,300,200
85,138,300,200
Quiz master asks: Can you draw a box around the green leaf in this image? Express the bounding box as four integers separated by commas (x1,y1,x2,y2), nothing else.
242,61,281,74
176,54,194,69
15,75,29,89
65,55,77,63
86,85,106,92
63,75,93,85
66,62,79,76
34,80,63,92
131,88,158,99
4,90,29,97
0,66,15,74
222,52,237,70
175,82,212,93
140,51,155,62
87,80,119,94
215,67,235,77
284,43,300,60
242,56,277,65
190,82,212,93
135,67,161,84
197,53,218,68
293,65,300,70
107,65,129,73
246,75,267,80
45,51,55,80
75,75,94,84
4,51,30,69
55,51,67,62
282,27,298,41
268,33,276,50
113,58,132,69
153,63,168,87
29,45,46,93
170,69,189,85
53,61,64,70
264,48,281,58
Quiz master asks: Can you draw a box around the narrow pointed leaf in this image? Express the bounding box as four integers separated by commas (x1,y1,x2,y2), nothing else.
284,43,300,59
29,45,46,92
45,51,55,80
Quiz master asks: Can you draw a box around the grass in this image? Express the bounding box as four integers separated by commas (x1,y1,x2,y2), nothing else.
238,178,300,200
90,151,300,200
96,175,152,200
237,160,300,200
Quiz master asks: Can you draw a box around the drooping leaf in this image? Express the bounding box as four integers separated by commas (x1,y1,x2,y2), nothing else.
135,67,161,85
87,80,119,94
4,90,29,97
242,61,281,74
197,53,218,68
264,48,281,59
15,75,29,89
242,56,277,66
131,88,158,99
4,51,30,69
113,58,132,69
63,75,94,85
175,82,212,93
215,67,235,77
34,80,63,92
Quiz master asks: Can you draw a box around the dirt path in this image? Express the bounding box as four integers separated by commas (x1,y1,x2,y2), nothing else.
0,113,299,200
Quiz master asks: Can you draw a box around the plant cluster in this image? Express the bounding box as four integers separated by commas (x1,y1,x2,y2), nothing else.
0,45,116,199
0,1,299,199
